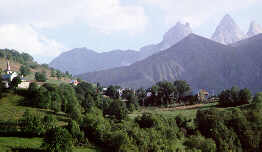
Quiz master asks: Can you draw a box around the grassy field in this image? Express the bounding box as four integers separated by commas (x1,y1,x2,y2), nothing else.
0,92,70,126
0,137,43,152
0,93,101,151
0,137,100,152
129,103,218,120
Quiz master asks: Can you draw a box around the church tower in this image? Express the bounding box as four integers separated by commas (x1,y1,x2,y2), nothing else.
6,60,12,74
7,61,10,71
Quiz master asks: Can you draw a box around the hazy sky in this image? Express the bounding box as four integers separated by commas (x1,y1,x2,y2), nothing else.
0,0,261,63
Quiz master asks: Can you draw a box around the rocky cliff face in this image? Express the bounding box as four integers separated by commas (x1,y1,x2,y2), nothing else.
247,21,262,37
160,22,192,50
139,22,192,59
211,14,245,45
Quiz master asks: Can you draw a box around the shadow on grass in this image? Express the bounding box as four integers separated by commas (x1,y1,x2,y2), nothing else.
39,110,67,117
10,147,44,152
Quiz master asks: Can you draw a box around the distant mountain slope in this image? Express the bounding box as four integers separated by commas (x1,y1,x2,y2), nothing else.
49,48,139,75
78,34,262,93
49,22,192,75
211,14,246,44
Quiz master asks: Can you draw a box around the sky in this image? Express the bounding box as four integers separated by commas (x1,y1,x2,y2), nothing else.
0,0,261,63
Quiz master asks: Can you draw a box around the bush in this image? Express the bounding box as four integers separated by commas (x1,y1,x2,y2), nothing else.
19,110,57,136
19,65,31,76
42,127,73,152
19,110,45,136
81,107,111,144
104,100,128,121
184,135,216,152
67,120,85,145
35,72,47,82
135,113,160,128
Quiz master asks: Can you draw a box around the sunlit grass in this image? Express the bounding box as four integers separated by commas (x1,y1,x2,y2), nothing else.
129,102,218,120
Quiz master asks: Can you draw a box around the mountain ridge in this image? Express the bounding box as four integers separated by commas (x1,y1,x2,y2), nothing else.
50,22,192,75
78,33,262,93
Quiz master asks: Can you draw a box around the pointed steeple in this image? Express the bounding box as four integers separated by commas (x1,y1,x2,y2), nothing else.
7,61,10,71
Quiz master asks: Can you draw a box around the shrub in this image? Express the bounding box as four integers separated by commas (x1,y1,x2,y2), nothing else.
184,135,216,152
42,127,73,152
67,120,85,145
135,113,160,128
35,72,47,82
104,100,128,121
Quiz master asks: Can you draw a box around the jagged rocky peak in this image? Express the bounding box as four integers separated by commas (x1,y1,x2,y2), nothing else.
211,14,245,45
247,21,262,37
160,22,192,50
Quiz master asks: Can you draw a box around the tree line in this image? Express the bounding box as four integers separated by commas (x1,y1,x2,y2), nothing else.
0,79,261,152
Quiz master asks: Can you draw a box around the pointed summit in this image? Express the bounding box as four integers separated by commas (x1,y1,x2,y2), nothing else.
160,22,192,50
247,21,262,37
211,14,245,45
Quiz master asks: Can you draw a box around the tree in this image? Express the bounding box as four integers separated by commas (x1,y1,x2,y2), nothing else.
136,88,147,106
157,81,176,106
42,127,73,152
0,78,5,97
238,88,252,105
105,100,128,121
83,94,95,112
51,69,56,77
10,76,22,89
219,86,251,107
174,80,191,103
56,70,63,80
35,72,47,82
105,85,120,99
19,110,45,136
19,65,31,76
67,120,85,144
126,94,139,112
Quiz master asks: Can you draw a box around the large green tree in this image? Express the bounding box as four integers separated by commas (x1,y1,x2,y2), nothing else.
174,80,191,103
157,81,176,106
105,85,120,99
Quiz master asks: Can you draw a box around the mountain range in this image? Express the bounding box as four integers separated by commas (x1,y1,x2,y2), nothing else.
49,14,262,92
78,33,262,93
50,15,262,76
49,22,192,75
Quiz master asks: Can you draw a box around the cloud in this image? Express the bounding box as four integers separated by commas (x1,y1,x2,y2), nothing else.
0,0,148,34
0,24,66,63
0,0,148,63
142,0,261,27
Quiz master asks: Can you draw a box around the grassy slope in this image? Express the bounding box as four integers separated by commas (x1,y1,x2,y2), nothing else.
0,93,100,152
0,137,100,152
0,92,69,126
129,103,218,120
